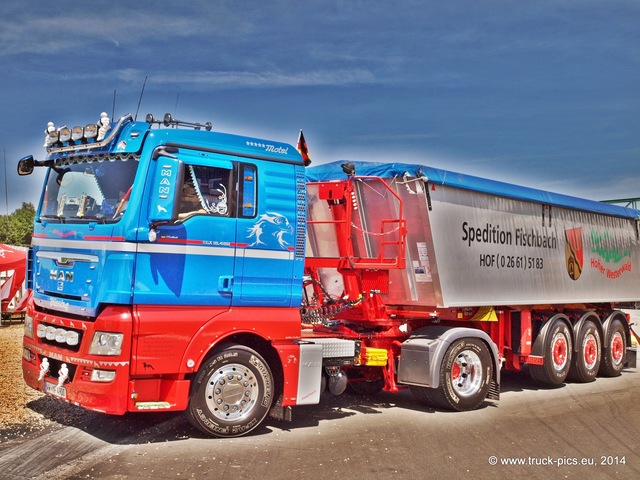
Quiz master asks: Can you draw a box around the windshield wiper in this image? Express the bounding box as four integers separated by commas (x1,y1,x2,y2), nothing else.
81,214,107,224
39,215,66,224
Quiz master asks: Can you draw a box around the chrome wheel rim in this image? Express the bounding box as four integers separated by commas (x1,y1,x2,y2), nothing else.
205,363,259,421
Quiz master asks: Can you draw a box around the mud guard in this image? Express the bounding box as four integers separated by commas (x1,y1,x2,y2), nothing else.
570,311,604,356
398,326,500,395
530,313,570,359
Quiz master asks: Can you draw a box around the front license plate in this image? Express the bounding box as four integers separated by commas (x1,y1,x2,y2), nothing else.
45,382,67,399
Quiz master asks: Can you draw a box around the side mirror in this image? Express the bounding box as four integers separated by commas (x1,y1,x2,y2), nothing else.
148,153,184,223
17,155,34,176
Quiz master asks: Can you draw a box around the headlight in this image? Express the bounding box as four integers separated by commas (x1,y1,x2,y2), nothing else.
89,331,124,356
24,314,34,339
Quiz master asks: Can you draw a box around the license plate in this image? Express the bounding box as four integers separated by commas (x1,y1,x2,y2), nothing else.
45,382,67,399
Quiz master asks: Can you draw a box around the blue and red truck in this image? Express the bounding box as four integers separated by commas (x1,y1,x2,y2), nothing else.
18,112,638,437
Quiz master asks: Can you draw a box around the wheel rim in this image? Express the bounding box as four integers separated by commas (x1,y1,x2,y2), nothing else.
450,349,483,398
205,363,259,422
551,332,568,371
610,332,624,366
583,333,598,370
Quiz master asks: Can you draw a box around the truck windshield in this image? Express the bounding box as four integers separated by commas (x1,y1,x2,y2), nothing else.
39,154,139,223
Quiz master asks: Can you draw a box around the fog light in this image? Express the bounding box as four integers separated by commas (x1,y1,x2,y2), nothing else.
91,370,116,382
45,325,56,341
36,323,47,338
55,328,67,343
66,331,79,346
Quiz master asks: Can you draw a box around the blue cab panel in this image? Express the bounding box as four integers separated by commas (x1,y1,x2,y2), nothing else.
28,115,306,317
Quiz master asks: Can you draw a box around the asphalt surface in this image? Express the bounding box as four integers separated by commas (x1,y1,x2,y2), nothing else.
1,367,638,480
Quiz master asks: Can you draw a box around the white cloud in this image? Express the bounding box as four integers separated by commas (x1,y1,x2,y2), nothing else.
147,69,377,88
39,67,377,89
0,5,247,56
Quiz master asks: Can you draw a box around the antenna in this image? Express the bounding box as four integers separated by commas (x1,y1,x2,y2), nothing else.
134,76,148,121
3,149,8,215
112,89,117,120
174,93,180,117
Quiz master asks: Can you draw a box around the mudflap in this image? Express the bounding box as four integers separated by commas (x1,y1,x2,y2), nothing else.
626,348,637,369
269,395,293,422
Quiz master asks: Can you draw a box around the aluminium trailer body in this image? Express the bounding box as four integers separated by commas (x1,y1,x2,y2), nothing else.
304,161,638,409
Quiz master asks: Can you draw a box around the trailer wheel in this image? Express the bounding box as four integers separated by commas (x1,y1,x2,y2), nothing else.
568,319,601,383
530,317,572,386
599,319,626,377
187,344,273,438
417,338,493,411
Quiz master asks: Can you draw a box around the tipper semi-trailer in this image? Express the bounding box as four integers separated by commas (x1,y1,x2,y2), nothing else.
18,112,639,437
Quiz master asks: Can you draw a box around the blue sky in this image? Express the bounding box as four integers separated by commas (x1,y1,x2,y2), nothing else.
1,0,639,213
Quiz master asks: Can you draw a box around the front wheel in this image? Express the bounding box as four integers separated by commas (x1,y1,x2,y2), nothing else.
413,338,493,411
187,344,274,438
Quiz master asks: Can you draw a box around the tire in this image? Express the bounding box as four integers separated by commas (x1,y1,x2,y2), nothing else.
568,318,601,383
187,344,274,438
530,317,572,386
420,338,493,411
599,319,627,377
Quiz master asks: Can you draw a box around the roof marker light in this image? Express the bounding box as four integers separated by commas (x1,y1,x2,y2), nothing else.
59,127,71,143
48,130,59,144
84,123,98,139
71,126,84,141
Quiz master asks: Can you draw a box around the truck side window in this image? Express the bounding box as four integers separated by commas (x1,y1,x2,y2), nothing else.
179,164,235,218
240,164,257,218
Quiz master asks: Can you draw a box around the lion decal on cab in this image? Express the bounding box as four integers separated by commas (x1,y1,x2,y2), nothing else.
247,212,293,249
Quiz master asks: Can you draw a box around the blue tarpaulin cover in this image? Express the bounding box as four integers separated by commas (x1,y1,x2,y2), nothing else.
306,160,640,220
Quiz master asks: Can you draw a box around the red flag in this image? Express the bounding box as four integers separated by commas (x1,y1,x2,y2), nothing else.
297,130,311,166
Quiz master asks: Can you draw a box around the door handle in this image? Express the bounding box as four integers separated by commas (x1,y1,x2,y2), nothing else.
218,275,234,294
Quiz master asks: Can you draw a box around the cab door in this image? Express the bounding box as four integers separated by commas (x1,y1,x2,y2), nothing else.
134,150,237,307
233,161,302,307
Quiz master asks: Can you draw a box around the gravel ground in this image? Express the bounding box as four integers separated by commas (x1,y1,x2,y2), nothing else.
0,323,84,443
0,324,42,423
